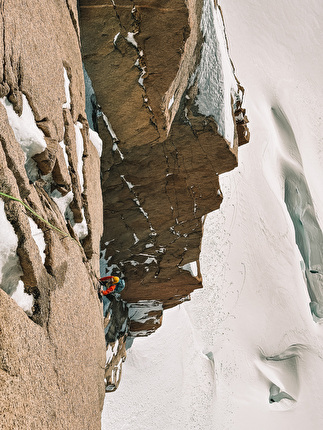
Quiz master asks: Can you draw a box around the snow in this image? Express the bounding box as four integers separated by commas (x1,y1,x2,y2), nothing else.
102,0,323,428
113,32,120,47
126,32,138,48
73,208,88,240
143,257,156,265
100,249,122,278
89,128,103,157
120,175,134,190
59,139,69,167
74,122,84,192
168,95,174,110
0,200,33,314
138,67,146,88
195,0,238,145
62,67,71,109
1,94,47,181
0,200,23,296
51,189,74,218
11,280,34,316
112,142,124,160
180,261,198,277
101,112,118,142
28,217,46,264
51,189,88,240
128,301,162,326
106,339,120,366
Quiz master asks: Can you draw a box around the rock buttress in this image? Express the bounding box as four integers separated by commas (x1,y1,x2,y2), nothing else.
0,0,105,428
80,0,249,335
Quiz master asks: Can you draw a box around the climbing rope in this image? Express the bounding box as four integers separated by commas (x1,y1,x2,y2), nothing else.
0,191,82,248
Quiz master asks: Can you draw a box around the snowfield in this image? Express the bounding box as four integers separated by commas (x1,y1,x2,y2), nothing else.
102,0,323,429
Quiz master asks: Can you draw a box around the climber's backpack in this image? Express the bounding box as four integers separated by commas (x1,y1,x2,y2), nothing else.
114,279,125,293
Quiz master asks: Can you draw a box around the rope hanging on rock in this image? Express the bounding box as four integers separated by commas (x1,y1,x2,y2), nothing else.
0,191,81,248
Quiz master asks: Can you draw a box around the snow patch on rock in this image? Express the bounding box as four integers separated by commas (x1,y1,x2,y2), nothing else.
1,95,47,181
74,122,85,192
195,0,238,145
62,67,71,109
28,217,46,264
0,200,33,315
89,128,102,157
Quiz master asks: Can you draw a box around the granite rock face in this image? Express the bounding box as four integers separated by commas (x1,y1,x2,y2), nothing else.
80,0,249,335
0,0,250,416
0,1,105,428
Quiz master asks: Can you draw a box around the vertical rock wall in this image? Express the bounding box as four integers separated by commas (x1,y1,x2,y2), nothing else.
0,1,105,428
80,0,249,334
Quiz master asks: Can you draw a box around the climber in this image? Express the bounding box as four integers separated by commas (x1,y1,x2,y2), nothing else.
99,275,125,296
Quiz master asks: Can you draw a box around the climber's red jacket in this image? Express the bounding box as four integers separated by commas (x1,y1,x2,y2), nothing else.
100,276,117,296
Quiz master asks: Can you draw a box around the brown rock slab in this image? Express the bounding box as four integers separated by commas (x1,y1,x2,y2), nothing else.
0,0,105,427
80,0,249,336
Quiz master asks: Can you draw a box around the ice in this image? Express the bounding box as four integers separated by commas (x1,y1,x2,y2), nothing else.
83,65,99,131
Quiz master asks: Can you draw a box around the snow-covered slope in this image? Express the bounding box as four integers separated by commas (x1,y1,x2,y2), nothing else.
102,0,323,428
